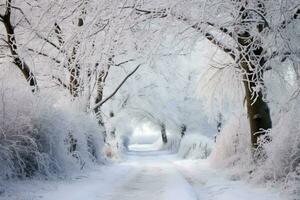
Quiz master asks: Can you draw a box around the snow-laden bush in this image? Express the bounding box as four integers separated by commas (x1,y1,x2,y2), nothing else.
209,113,252,172
31,103,105,174
177,134,213,159
0,79,104,180
253,100,300,198
163,134,181,153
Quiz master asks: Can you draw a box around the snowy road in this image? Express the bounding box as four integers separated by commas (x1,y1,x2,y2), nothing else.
1,144,284,200
102,145,197,200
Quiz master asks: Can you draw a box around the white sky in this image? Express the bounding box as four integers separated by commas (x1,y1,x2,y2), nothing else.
130,122,161,144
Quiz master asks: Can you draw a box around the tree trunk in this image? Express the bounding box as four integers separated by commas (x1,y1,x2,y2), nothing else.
54,17,82,98
1,8,38,92
92,69,108,142
69,59,81,97
94,69,107,126
241,61,272,149
180,124,186,138
161,123,168,144
109,111,116,138
238,32,272,150
217,113,222,133
236,2,272,150
68,17,84,98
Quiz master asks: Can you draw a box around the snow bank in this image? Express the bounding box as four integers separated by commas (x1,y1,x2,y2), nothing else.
177,134,213,159
209,113,252,171
162,131,213,159
0,78,104,181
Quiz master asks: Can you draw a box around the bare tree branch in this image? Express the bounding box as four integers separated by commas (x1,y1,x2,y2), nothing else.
244,9,270,29
93,64,142,109
113,58,135,66
133,7,233,37
27,48,61,64
51,75,69,89
280,8,300,29
130,6,236,58
10,6,31,25
87,19,110,38
54,22,64,47
35,33,60,51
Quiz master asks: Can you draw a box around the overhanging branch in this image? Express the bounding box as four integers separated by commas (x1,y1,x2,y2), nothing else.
131,6,236,58
93,64,142,110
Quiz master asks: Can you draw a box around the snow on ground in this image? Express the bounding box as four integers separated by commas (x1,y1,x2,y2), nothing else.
0,144,286,200
173,159,283,200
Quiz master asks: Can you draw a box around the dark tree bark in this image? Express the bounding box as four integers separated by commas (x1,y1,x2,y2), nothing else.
217,113,222,133
53,15,84,98
68,17,84,98
237,2,272,149
94,69,107,126
0,0,38,92
110,111,116,138
93,69,107,141
239,47,272,149
161,123,168,144
181,124,186,138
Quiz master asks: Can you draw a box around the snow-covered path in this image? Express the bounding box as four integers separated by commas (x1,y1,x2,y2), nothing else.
102,145,197,200
1,144,284,200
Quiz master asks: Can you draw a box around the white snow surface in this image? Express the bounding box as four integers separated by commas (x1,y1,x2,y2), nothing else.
0,144,285,200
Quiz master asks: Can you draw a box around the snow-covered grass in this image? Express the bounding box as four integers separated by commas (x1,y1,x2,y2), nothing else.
162,131,213,159
163,134,181,153
177,134,213,159
209,113,252,171
0,77,105,181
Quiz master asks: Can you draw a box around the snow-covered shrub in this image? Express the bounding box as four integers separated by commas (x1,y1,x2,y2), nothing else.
209,113,252,172
253,100,300,199
177,134,213,159
0,78,41,178
163,134,181,153
31,103,105,175
0,77,104,180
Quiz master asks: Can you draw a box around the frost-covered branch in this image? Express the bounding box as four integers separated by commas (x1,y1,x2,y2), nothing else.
280,8,300,29
27,48,61,64
93,64,142,110
0,0,38,92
